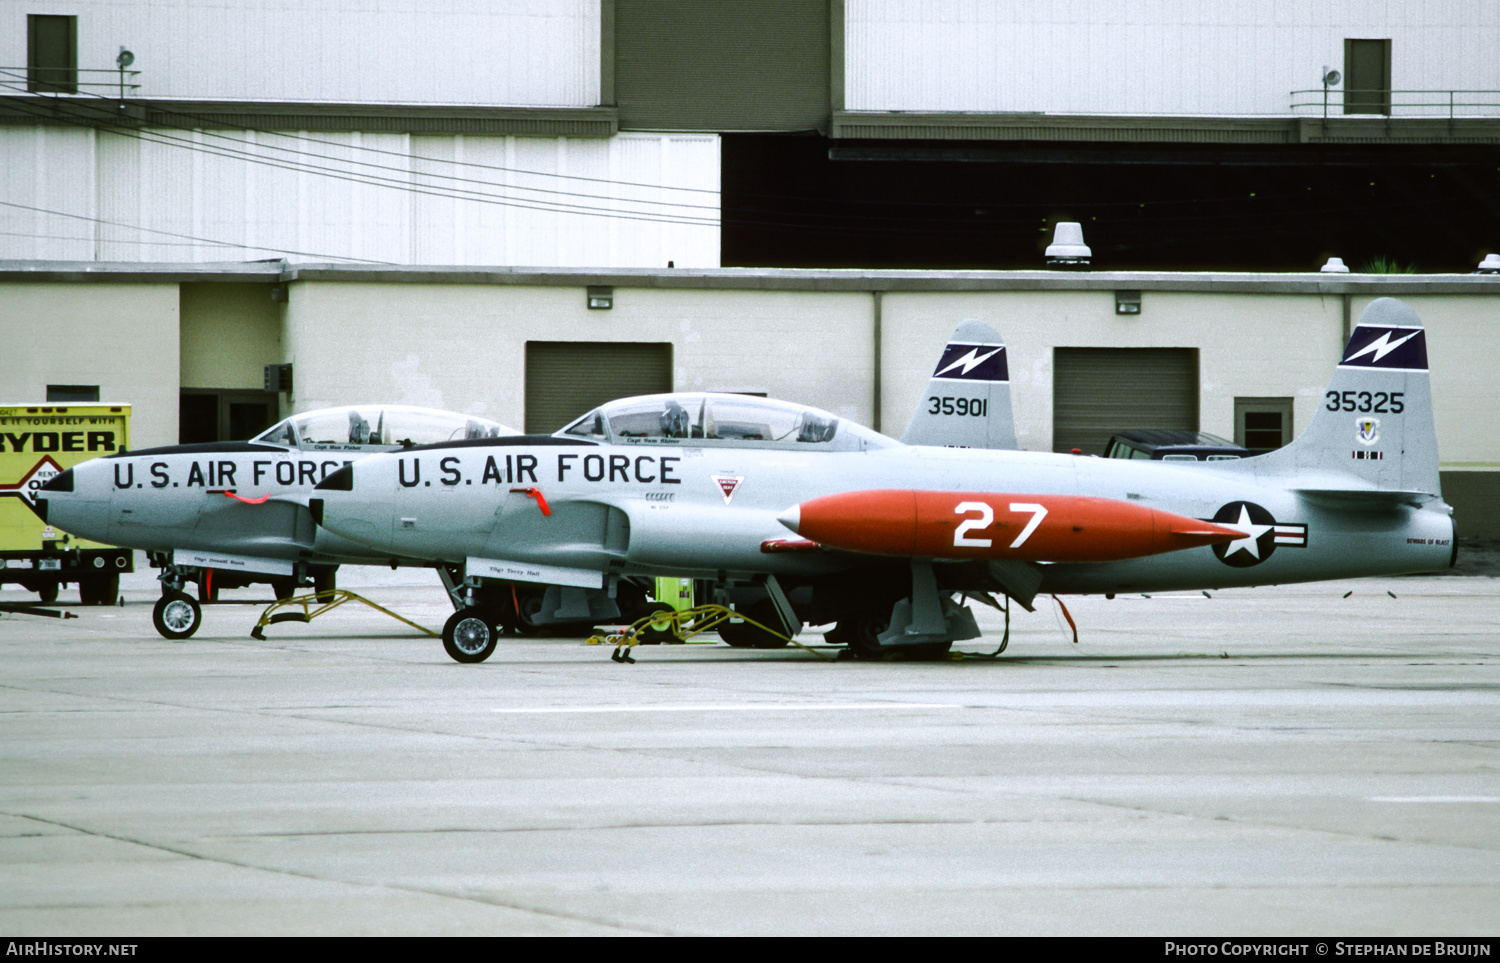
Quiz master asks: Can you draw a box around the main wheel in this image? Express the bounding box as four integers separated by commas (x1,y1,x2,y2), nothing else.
443,608,499,663
717,617,758,647
153,592,202,640
313,567,337,603
841,609,892,661
718,600,797,648
270,576,298,601
509,585,546,637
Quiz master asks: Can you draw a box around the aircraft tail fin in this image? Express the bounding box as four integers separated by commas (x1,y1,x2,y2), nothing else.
1253,298,1441,497
901,320,1017,450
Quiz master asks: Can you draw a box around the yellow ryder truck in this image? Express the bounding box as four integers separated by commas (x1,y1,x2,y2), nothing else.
1,404,134,604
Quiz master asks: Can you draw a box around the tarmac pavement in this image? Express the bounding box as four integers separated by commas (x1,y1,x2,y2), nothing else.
0,557,1496,936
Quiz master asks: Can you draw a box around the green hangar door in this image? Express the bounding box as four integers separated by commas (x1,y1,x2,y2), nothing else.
1052,348,1199,455
524,342,674,434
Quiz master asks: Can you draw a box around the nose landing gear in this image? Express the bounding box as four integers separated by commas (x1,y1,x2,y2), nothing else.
442,607,501,663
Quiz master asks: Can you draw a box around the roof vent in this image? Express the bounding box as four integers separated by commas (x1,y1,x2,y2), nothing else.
1045,222,1091,268
1320,257,1350,273
1477,253,1500,275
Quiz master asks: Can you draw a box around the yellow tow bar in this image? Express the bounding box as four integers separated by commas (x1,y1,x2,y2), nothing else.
588,604,832,663
250,589,439,640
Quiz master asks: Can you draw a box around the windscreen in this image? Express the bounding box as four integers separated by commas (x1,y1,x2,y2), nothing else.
255,406,513,450
561,393,892,451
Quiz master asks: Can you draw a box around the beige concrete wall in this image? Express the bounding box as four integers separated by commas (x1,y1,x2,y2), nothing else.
179,283,283,391
881,290,1344,449
1365,294,1500,471
4,274,1491,527
0,282,180,449
283,283,876,430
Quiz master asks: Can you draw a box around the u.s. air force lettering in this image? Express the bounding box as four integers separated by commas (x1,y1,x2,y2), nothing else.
395,452,682,488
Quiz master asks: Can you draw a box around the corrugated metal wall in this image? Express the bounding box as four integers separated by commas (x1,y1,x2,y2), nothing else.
0,128,720,267
1052,348,1198,456
2,0,599,107
846,0,1500,116
524,341,674,434
615,0,829,131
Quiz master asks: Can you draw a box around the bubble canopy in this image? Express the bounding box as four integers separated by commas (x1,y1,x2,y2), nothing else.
559,393,895,452
253,406,516,452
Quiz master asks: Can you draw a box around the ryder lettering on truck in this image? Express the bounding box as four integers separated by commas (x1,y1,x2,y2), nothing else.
1,432,117,453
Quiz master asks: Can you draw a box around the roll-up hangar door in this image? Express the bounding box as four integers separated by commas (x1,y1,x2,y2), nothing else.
613,0,830,131
1052,348,1199,455
525,342,673,434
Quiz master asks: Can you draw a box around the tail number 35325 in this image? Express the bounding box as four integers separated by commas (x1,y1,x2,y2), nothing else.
954,501,1048,548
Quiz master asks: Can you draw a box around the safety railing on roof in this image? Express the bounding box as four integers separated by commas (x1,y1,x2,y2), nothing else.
0,67,140,99
1290,88,1500,120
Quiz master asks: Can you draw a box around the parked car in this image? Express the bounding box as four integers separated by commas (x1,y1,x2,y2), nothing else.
1103,429,1249,462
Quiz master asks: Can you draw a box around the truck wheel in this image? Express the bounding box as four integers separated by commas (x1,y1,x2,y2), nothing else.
36,581,59,605
153,592,202,640
636,602,679,645
443,608,499,663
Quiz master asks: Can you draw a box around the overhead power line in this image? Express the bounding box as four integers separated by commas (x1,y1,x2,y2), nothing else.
4,71,1427,219
0,86,721,229
0,199,393,263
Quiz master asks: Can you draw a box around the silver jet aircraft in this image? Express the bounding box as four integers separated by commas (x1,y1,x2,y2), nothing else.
36,405,515,639
311,299,1454,662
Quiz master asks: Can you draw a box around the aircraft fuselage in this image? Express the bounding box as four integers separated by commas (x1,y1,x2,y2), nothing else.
42,442,389,565
314,439,1455,595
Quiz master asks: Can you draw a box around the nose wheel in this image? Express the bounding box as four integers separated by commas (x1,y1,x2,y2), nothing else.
443,607,500,663
153,592,203,640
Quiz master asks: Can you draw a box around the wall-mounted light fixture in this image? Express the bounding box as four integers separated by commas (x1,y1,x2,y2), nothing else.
263,363,293,393
587,286,613,310
1115,290,1141,315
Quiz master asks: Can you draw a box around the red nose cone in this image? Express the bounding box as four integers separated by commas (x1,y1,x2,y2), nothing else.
785,489,1243,563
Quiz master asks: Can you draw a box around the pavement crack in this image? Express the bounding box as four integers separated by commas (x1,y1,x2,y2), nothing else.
1,810,663,935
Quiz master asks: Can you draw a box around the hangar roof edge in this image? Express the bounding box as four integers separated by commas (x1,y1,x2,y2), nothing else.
1,261,1497,295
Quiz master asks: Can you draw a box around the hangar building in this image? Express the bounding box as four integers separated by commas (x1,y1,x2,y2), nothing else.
2,2,1499,530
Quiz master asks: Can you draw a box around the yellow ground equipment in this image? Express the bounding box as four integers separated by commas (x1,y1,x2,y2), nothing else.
250,589,439,640
590,604,832,663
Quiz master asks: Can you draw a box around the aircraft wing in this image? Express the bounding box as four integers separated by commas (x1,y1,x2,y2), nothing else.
1294,488,1438,509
